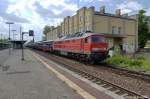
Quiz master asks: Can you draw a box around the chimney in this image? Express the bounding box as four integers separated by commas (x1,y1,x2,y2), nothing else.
51,26,55,31
67,16,70,18
115,9,121,16
88,6,95,14
100,6,105,14
89,6,95,11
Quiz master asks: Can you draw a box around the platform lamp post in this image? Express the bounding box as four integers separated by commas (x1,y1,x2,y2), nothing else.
21,32,28,61
5,22,14,55
0,33,2,41
12,30,16,40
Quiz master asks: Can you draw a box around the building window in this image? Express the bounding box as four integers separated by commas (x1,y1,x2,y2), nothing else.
80,16,82,22
118,27,121,34
80,27,83,32
85,16,88,21
112,26,115,34
86,25,90,31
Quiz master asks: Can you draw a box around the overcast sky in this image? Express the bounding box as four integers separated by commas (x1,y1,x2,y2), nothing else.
0,0,149,41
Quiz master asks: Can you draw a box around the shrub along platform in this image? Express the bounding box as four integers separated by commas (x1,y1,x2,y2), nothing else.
104,55,150,74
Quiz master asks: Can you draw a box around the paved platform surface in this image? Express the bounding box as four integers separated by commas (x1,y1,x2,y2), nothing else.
0,49,83,99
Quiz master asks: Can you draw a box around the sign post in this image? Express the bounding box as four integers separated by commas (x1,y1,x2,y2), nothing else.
21,30,34,61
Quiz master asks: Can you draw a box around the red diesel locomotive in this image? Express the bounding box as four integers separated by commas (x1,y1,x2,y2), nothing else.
53,32,109,63
28,32,109,63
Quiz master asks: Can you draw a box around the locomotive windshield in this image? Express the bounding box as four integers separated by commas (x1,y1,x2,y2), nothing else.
92,36,105,43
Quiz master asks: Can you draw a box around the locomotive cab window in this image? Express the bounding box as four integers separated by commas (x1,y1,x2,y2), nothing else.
92,36,105,43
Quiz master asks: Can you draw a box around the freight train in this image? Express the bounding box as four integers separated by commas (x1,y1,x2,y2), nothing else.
27,32,109,63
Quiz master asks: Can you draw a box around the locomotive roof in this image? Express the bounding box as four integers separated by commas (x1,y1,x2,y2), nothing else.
42,40,53,43
55,32,105,41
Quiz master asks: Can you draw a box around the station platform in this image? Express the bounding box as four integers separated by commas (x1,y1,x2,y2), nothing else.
0,49,83,99
0,49,123,99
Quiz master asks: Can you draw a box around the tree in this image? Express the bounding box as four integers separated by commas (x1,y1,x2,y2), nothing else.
138,10,150,48
42,35,46,41
148,16,150,40
43,25,51,35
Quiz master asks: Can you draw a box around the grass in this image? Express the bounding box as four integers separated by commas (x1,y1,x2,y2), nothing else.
104,55,150,73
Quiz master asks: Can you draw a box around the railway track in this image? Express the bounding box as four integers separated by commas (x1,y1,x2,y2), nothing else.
98,63,150,83
32,49,150,99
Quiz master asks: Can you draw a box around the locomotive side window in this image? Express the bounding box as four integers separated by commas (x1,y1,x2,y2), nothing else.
92,36,105,43
85,37,88,43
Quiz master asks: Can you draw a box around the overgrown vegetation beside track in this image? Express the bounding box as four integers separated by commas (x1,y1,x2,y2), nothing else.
104,55,150,74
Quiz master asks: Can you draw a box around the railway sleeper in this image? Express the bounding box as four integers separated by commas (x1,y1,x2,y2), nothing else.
100,83,108,87
91,78,99,82
116,90,128,95
95,81,103,84
108,87,119,91
113,89,121,93
102,84,110,88
106,86,113,90
87,77,95,80
120,93,128,97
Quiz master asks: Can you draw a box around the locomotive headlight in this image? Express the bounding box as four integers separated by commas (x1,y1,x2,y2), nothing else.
92,48,106,51
92,48,100,51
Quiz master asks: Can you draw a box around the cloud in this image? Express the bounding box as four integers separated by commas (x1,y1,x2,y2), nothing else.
0,0,29,23
0,0,29,40
34,2,77,20
80,0,109,2
117,1,143,14
145,8,150,16
5,0,78,41
80,0,94,2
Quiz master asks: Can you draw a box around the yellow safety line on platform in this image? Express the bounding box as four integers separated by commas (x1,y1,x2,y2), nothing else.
32,51,96,99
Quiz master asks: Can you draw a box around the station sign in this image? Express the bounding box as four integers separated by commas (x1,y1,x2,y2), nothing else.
29,30,34,36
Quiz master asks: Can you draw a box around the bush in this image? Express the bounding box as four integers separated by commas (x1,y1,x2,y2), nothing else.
105,55,128,66
105,55,150,73
136,56,145,60
105,55,121,65
128,59,142,67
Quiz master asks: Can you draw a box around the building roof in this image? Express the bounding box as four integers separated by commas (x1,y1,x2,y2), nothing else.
94,12,136,21
10,40,26,44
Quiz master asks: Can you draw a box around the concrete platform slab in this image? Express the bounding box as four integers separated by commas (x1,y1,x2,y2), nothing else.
0,49,83,99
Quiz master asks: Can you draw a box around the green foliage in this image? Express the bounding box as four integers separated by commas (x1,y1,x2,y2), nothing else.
105,55,125,65
129,60,142,67
138,10,150,48
43,25,51,35
147,16,150,40
0,39,8,43
136,56,145,60
105,55,150,73
42,36,46,41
